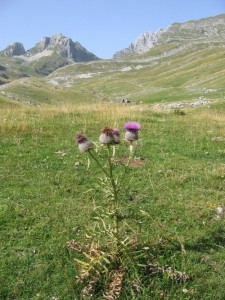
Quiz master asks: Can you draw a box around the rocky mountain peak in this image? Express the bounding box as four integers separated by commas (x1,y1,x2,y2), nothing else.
32,37,51,53
26,34,98,62
3,42,26,56
132,29,164,53
50,33,69,45
113,29,164,58
48,34,75,58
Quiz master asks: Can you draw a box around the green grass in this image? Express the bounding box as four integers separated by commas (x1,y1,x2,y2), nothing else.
1,20,225,299
0,101,225,299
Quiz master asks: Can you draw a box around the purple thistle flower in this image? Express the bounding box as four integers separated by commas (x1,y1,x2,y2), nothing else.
124,121,141,132
76,134,86,144
113,128,120,136
124,121,141,141
75,134,93,153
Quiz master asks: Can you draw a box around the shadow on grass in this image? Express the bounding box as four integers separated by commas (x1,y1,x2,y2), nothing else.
151,226,225,258
185,227,225,253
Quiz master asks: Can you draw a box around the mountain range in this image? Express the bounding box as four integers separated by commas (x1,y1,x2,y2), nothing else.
0,33,99,78
1,14,225,81
114,14,225,58
0,14,225,107
2,33,98,62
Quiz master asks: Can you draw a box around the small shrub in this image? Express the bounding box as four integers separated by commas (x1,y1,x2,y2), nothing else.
174,108,186,116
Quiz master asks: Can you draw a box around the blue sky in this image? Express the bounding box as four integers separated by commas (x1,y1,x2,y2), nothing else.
1,0,225,58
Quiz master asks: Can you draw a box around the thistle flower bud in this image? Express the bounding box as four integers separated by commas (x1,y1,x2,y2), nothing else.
99,126,114,144
113,128,120,144
75,134,93,153
125,130,138,141
124,121,141,141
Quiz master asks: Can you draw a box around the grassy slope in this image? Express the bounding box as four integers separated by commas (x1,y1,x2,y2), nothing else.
1,44,225,107
0,56,41,84
0,102,225,299
65,45,225,104
0,41,225,299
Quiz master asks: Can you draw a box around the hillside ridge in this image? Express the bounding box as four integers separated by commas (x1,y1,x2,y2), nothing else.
113,14,225,58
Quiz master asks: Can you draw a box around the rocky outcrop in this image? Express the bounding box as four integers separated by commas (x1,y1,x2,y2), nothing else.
131,29,164,53
3,42,26,56
0,65,6,71
111,97,130,103
114,29,164,58
153,98,212,110
28,37,51,54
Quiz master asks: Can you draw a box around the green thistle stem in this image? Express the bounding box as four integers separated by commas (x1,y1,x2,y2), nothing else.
107,144,120,249
118,141,134,188
129,141,134,157
88,146,120,249
88,149,109,177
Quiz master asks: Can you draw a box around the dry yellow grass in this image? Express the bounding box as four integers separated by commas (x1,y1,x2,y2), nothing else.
190,106,225,123
0,102,143,133
55,101,142,118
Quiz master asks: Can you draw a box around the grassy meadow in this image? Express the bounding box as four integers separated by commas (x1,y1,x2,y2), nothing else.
2,44,225,108
1,99,225,299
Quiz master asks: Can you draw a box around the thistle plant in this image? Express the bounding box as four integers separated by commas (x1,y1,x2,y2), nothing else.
75,122,141,251
72,122,143,295
70,121,190,298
